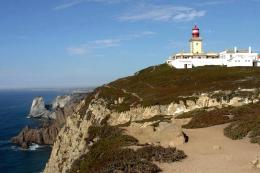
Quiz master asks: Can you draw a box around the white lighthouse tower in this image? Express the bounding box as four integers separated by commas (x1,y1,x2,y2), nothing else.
189,25,203,54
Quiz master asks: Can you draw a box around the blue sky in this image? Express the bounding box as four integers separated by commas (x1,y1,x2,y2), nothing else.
0,0,260,89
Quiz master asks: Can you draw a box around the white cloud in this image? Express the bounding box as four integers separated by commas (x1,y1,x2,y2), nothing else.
53,0,128,10
66,40,119,55
67,47,88,55
67,31,156,55
118,4,206,22
92,39,121,47
53,0,85,10
194,0,235,6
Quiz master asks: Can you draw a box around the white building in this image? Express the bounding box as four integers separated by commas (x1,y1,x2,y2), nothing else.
167,25,259,69
220,47,258,67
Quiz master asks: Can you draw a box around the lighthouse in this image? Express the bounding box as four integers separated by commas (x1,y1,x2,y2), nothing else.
167,25,259,69
189,25,203,54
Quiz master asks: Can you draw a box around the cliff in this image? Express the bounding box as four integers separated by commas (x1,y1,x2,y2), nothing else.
11,93,88,149
44,64,260,173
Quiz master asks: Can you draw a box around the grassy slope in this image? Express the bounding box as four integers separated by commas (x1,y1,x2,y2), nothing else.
70,64,260,172
78,64,260,145
90,64,260,112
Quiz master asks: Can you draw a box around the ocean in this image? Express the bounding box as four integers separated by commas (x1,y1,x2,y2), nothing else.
0,89,69,173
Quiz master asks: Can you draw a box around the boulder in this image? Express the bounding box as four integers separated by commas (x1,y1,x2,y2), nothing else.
155,122,186,147
125,122,186,148
251,156,260,168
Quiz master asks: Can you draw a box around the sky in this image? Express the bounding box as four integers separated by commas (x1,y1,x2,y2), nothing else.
0,0,260,89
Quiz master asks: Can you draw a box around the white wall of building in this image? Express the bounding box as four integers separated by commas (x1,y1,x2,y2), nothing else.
168,47,259,69
220,48,258,67
226,57,254,67
168,58,223,69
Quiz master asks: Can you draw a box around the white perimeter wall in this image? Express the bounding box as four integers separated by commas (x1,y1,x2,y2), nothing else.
169,58,224,69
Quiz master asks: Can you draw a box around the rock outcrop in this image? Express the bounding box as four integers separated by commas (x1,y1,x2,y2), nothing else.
251,156,260,169
11,124,58,149
52,95,72,110
11,93,88,149
44,89,260,173
125,122,186,148
28,97,51,119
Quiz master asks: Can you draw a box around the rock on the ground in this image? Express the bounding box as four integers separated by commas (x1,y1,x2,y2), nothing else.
251,156,260,168
213,145,222,150
124,122,186,148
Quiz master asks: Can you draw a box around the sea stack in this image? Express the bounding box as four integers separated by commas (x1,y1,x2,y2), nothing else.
28,96,51,119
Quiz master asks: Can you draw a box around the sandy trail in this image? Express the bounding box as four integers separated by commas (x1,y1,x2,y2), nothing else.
158,124,260,173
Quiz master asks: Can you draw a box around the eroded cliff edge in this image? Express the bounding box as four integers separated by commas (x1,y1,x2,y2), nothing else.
11,93,88,149
43,64,260,173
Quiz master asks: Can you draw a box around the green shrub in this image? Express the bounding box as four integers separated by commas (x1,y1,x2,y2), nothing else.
136,146,187,163
224,114,260,143
224,122,251,140
68,125,187,173
182,109,231,129
249,127,260,144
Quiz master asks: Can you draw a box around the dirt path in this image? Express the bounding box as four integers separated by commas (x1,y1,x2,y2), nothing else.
121,89,143,102
158,124,260,173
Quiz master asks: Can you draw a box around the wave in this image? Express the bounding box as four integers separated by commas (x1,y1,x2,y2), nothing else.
8,143,45,151
29,143,41,151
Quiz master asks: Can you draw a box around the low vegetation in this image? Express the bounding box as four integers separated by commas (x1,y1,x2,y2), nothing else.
224,108,260,144
80,64,260,113
67,125,187,173
176,103,260,144
176,107,232,128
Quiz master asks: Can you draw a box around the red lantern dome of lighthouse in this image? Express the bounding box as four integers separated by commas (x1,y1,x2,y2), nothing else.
192,25,200,38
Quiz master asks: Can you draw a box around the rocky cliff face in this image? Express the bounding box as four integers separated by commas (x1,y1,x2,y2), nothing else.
43,65,260,172
44,88,260,173
11,93,87,149
52,95,72,110
28,95,75,119
28,97,51,119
